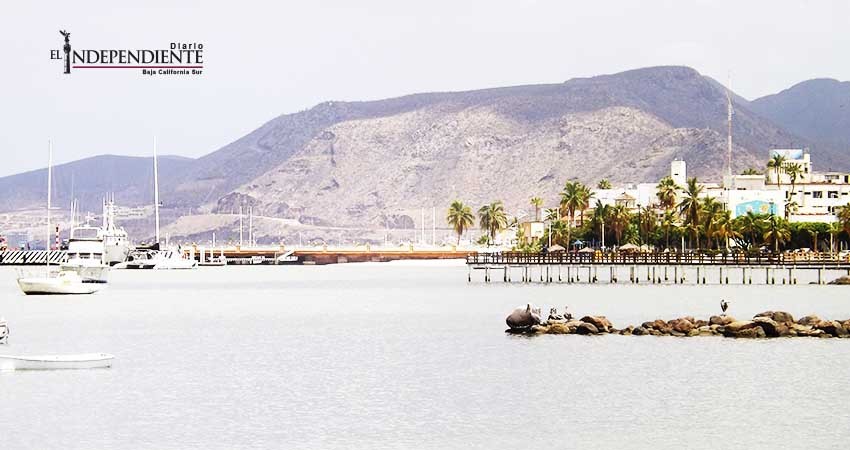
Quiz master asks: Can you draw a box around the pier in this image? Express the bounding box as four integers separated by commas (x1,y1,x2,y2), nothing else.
466,252,850,285
188,245,471,265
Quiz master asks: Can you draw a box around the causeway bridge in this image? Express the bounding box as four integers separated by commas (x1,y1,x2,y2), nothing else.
466,251,850,285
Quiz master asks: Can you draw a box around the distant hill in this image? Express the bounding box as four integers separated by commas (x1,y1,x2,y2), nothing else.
4,65,849,240
0,154,193,212
751,78,850,165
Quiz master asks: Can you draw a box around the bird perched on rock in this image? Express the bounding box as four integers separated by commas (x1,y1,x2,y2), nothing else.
563,306,573,321
720,299,729,315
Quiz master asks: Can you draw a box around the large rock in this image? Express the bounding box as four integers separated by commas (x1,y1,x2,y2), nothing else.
669,318,694,334
506,304,543,330
709,315,736,326
546,323,572,335
828,276,850,285
752,317,787,337
797,315,821,326
754,311,795,324
814,320,848,337
734,326,767,338
576,322,599,335
725,321,757,333
580,316,612,333
632,326,648,336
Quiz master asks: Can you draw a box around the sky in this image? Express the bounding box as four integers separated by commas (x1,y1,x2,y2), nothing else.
1,0,848,176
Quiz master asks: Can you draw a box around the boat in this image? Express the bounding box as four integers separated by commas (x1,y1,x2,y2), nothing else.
0,353,113,370
0,318,8,344
18,270,105,295
152,249,198,269
16,140,101,295
198,253,227,266
102,198,131,266
60,224,110,283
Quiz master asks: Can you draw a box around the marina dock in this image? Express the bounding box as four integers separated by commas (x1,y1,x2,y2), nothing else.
466,252,850,285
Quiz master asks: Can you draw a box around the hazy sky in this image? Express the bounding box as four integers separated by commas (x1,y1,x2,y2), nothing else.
1,0,848,176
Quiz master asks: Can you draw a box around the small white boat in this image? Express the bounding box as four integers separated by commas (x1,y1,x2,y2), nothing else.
198,255,227,266
17,270,104,295
0,353,113,371
153,250,198,270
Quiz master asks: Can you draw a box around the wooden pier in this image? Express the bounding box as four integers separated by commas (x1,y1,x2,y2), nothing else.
466,252,850,285
188,245,472,265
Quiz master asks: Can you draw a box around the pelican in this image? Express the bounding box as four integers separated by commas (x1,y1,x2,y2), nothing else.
563,306,573,321
720,299,729,315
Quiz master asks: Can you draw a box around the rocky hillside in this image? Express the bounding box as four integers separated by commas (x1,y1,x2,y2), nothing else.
751,78,850,158
4,65,848,240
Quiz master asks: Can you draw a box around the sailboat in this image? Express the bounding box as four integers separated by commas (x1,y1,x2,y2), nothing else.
124,137,197,270
17,141,103,295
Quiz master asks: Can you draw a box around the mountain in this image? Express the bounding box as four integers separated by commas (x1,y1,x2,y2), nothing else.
4,66,848,241
0,154,193,212
751,78,850,162
201,66,806,229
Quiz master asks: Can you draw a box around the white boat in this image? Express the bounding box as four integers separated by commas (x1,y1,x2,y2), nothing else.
199,255,227,266
17,270,105,295
102,198,131,266
60,225,110,283
16,141,101,295
153,249,198,269
0,353,113,370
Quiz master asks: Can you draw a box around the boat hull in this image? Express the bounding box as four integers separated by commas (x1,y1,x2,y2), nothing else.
0,353,113,370
17,277,104,295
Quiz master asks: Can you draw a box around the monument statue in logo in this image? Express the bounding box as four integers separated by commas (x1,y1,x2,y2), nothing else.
60,30,71,74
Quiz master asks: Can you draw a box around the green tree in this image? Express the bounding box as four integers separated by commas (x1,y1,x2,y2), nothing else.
477,201,508,245
660,209,678,250
656,176,679,210
713,210,739,251
609,204,631,246
767,153,787,188
836,203,850,235
678,177,704,248
701,197,724,249
597,179,612,189
530,196,543,221
741,168,761,175
736,211,766,249
446,200,475,245
785,163,802,198
763,215,791,253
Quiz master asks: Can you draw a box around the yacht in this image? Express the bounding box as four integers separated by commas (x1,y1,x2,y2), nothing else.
60,225,109,284
102,199,130,266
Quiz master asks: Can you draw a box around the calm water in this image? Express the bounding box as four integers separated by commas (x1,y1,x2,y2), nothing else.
1,261,849,449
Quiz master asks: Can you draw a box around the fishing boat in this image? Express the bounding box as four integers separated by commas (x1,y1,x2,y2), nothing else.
0,353,114,370
16,140,100,295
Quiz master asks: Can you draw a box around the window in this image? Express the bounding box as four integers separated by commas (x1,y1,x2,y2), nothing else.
813,191,823,199
829,191,839,199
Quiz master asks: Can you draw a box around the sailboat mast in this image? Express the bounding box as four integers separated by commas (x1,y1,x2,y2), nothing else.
154,136,160,244
47,140,53,269
726,77,733,179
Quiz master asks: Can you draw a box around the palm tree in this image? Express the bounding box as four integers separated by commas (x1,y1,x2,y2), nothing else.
576,184,594,227
544,208,559,222
785,163,802,198
660,209,678,250
656,176,679,210
829,221,843,254
701,197,724,249
530,197,543,221
737,211,765,249
609,204,631,246
784,200,799,220
478,201,508,245
741,168,761,175
763,215,790,253
678,177,703,248
767,153,787,187
446,200,474,245
549,220,569,246
714,210,739,251
559,181,582,226
597,179,612,189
